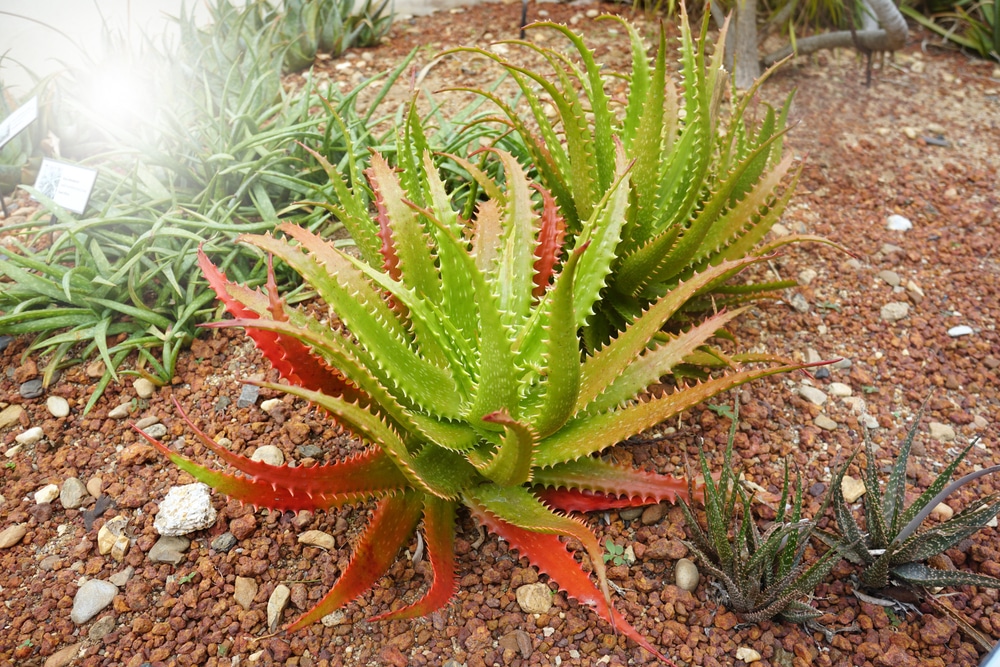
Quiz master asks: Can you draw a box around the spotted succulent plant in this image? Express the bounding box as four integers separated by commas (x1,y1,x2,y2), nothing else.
138,138,813,661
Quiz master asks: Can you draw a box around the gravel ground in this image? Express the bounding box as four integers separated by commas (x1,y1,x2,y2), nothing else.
1,3,999,666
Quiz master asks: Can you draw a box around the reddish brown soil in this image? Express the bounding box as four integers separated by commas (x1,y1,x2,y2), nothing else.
1,3,999,666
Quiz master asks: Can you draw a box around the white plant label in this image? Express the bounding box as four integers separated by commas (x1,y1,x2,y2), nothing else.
0,96,38,150
32,158,98,214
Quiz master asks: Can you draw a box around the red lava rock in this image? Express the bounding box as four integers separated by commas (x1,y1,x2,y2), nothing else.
645,538,687,560
286,420,311,444
920,614,958,646
229,514,257,540
463,619,492,652
119,443,156,466
379,645,409,667
876,644,919,667
714,611,739,630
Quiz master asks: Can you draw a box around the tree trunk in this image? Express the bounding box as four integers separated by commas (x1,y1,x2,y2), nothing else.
733,0,761,89
761,0,908,67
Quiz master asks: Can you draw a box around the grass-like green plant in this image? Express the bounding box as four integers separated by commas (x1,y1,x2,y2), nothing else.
902,0,998,60
677,401,843,623
139,121,812,659
450,11,842,351
826,406,1000,591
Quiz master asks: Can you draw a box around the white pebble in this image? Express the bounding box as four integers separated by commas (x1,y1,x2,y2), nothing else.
133,378,156,399
736,647,762,663
260,398,283,414
15,426,44,445
35,483,60,505
841,475,866,503
251,445,285,466
886,214,912,231
108,403,132,419
154,483,218,536
46,396,70,418
675,558,700,592
947,325,974,337
828,382,853,397
930,503,954,522
880,302,910,322
798,385,828,406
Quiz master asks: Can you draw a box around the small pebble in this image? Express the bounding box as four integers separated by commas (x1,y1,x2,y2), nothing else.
251,445,285,466
19,378,44,399
828,382,852,397
237,384,260,408
798,385,828,406
619,507,643,521
797,268,818,285
211,532,238,552
108,403,132,419
298,530,336,550
880,301,910,322
86,476,103,498
133,378,156,399
928,422,956,442
814,367,831,379
235,576,258,610
267,584,291,631
516,582,553,614
841,475,866,503
675,557,700,592
70,579,118,624
134,415,160,429
640,503,666,525
876,270,901,287
261,398,283,413
148,535,191,564
15,426,44,445
98,516,129,555
59,477,88,509
886,214,913,231
736,647,762,663
35,483,60,504
788,292,810,313
42,642,82,667
142,423,168,439
46,396,70,418
947,325,974,337
109,566,134,587
930,503,954,522
0,523,27,548
0,334,12,352
0,404,25,429
154,483,217,536
87,615,117,641
815,415,838,430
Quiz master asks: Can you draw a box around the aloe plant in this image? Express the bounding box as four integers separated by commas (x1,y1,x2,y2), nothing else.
450,10,842,351
826,406,1000,591
138,136,813,659
677,401,843,623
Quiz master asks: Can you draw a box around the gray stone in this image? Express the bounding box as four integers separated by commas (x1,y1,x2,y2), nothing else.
675,558,700,592
237,384,259,408
134,416,160,429
87,615,117,641
235,576,258,610
148,535,191,564
60,477,88,509
46,396,70,418
108,403,132,419
797,268,818,286
815,415,838,431
211,532,237,552
798,385,828,406
251,445,284,466
19,378,44,399
876,269,901,287
619,507,644,521
267,584,291,630
298,530,335,550
109,566,134,588
0,404,24,429
70,579,118,624
516,583,552,614
828,382,852,397
154,483,217,536
880,301,910,322
35,483,59,504
142,423,167,439
0,335,11,352
43,643,82,667
788,292,810,313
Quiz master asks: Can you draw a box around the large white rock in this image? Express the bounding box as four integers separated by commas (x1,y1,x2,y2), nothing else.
154,483,217,536
70,579,118,624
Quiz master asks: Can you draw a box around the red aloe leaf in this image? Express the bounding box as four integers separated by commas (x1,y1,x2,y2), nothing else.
197,249,357,399
285,491,424,631
532,457,703,512
369,496,458,622
468,502,674,665
365,154,402,281
531,183,566,298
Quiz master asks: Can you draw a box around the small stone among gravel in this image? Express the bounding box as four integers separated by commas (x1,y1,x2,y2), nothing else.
108,402,132,419
516,582,553,614
60,477,88,509
97,517,125,554
235,576,258,610
815,415,838,431
70,579,118,624
828,382,853,397
211,532,238,552
19,378,44,399
35,483,59,504
886,214,913,231
133,378,156,399
736,646,762,663
134,415,160,429
16,426,44,445
798,268,818,285
261,398,283,413
0,334,11,352
876,269,901,287
86,477,103,498
268,584,291,631
109,566,134,588
46,396,70,418
298,529,336,550
841,475,867,503
43,643,82,667
88,615,117,641
675,558,700,592
0,404,25,429
798,385,828,406
148,535,191,564
251,445,285,466
640,503,667,525
154,483,217,536
0,523,27,548
928,422,956,442
141,423,167,439
619,507,644,521
947,325,974,337
930,502,954,522
880,301,910,322
237,383,260,408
